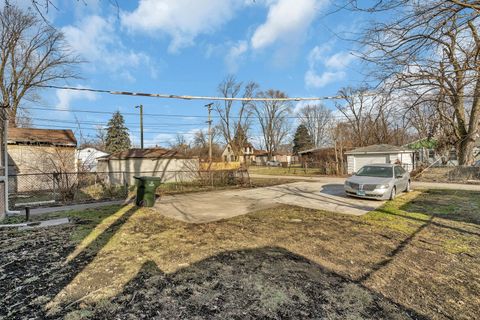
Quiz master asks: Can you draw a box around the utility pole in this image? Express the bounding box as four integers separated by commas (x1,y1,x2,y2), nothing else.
135,104,144,149
205,103,213,163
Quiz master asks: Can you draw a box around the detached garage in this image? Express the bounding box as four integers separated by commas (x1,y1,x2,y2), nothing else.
97,148,199,185
346,144,414,174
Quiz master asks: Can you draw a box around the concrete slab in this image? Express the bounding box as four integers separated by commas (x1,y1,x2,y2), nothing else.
154,191,276,223
154,181,384,223
236,182,384,216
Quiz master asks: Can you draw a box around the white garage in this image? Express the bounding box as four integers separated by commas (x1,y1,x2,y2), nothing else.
346,144,415,174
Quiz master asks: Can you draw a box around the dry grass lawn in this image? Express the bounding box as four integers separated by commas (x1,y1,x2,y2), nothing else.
0,189,479,319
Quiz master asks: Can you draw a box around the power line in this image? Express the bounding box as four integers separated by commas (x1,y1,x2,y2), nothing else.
32,84,480,102
35,84,363,102
22,106,350,120
26,117,205,127
20,123,200,135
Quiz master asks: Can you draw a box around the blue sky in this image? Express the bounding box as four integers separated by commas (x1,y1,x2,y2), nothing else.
17,0,372,147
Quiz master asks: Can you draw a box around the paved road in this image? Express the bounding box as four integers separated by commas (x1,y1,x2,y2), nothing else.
154,180,384,223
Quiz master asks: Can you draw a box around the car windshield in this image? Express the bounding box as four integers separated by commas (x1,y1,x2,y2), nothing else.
356,166,393,178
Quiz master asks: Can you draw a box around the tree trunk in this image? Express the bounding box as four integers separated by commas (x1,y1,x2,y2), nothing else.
458,137,476,165
8,116,16,127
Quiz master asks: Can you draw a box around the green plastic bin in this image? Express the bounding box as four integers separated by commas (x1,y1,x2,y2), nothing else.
134,176,163,207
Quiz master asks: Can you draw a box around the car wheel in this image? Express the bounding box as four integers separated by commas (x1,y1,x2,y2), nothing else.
389,187,396,200
405,180,411,192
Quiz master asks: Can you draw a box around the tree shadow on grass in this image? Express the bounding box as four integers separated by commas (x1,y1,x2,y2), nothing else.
64,247,429,320
401,189,480,227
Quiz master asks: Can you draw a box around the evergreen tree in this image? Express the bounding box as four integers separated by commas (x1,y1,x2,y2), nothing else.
105,111,131,154
293,124,314,155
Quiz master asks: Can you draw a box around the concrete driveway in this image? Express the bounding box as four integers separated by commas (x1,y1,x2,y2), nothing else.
154,180,385,223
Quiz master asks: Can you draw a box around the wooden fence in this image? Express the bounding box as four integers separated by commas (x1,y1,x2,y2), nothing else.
200,162,241,171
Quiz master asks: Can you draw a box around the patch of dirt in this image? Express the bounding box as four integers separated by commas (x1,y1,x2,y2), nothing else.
0,225,93,319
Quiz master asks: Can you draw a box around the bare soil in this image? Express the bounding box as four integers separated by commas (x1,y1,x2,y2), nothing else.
0,189,479,319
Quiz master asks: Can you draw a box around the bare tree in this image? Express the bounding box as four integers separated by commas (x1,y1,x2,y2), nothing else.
0,5,80,126
253,89,292,160
214,75,258,156
297,103,333,148
191,127,222,159
353,0,480,164
336,87,390,146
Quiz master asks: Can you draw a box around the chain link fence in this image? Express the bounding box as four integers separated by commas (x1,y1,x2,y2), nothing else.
8,169,250,209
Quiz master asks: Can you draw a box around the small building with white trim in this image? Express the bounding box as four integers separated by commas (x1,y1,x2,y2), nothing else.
345,144,415,174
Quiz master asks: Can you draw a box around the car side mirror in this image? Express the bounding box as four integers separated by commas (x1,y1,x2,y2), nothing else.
396,174,403,178
352,172,356,176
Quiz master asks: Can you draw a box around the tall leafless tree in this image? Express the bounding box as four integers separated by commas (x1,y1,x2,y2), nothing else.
297,103,333,148
0,5,80,126
214,75,258,155
352,0,480,164
253,90,292,160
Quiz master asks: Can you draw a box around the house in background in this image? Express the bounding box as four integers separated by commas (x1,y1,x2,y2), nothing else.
345,144,415,174
252,149,269,165
222,143,255,163
406,138,480,166
253,150,297,165
76,147,109,172
97,147,199,185
7,127,77,193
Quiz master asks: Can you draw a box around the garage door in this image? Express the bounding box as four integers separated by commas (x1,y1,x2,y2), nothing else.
354,155,388,172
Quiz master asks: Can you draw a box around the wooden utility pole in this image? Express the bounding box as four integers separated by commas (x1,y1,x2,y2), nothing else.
205,103,213,163
135,104,144,149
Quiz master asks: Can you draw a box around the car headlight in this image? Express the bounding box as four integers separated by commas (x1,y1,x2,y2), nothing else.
376,184,389,189
344,181,350,186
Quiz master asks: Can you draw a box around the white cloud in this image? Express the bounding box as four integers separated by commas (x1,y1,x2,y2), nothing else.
62,15,155,81
121,0,242,52
324,51,356,69
305,70,346,88
305,44,355,88
55,87,97,110
225,40,249,73
251,0,327,50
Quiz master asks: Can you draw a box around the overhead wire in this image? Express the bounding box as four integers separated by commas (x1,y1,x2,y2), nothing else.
34,84,371,102
21,106,351,120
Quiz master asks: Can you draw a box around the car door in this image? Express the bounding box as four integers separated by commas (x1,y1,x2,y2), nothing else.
394,166,405,191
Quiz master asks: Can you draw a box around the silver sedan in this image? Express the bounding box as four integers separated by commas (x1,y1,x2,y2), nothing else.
344,164,411,200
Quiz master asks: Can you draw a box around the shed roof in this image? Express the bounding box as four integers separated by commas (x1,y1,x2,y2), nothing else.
8,127,77,146
345,144,413,155
98,148,183,160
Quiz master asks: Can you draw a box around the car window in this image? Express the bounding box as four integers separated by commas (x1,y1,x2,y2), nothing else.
357,166,393,178
394,166,404,177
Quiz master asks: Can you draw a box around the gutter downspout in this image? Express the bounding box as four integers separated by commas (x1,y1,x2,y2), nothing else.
3,119,20,216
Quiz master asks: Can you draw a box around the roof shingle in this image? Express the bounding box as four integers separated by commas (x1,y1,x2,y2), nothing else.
8,127,77,146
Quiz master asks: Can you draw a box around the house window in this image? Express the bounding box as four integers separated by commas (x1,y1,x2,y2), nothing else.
428,150,435,159
228,147,231,153
224,155,228,162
